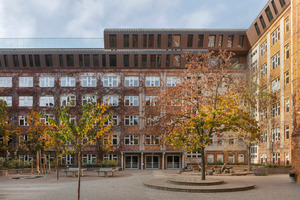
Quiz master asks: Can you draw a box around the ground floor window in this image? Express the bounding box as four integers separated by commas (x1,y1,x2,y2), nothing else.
228,154,235,163
125,155,139,169
285,152,289,165
83,154,97,165
272,153,280,165
187,151,201,158
145,155,159,169
207,154,214,163
20,155,32,162
260,153,267,165
61,155,74,165
166,155,180,169
238,154,244,163
104,154,118,161
217,154,223,162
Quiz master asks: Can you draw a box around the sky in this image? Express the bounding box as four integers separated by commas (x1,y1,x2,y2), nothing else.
0,0,269,38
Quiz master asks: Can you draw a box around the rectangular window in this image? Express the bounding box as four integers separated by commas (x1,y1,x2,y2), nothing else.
265,6,274,22
93,54,99,67
285,125,289,140
84,54,90,67
150,55,156,67
103,154,118,161
34,55,40,67
285,71,289,86
123,55,129,67
272,153,280,165
157,34,161,48
279,0,286,7
167,76,179,87
123,34,129,47
19,116,28,126
103,96,118,106
19,96,33,107
285,152,289,165
261,131,267,143
198,34,204,47
39,77,54,87
156,54,161,67
271,0,278,14
218,35,223,47
81,76,97,87
102,55,106,67
134,54,138,67
125,135,139,145
271,27,280,45
39,96,54,107
19,77,33,87
0,96,12,107
167,34,172,48
61,95,76,106
272,102,280,117
143,34,147,48
66,55,74,67
272,52,280,69
187,34,193,47
142,54,147,67
173,55,181,67
255,23,261,35
104,116,118,126
173,35,181,47
285,44,290,60
238,35,244,47
83,154,97,165
103,76,118,87
147,116,159,126
59,55,64,67
272,128,280,141
124,76,139,87
261,40,267,55
145,135,159,145
3,55,8,67
148,34,154,48
146,96,157,106
125,115,139,126
260,108,267,121
146,76,160,87
124,96,139,106
251,61,258,73
285,17,289,32
82,95,96,105
61,77,76,87
227,35,234,47
132,35,138,48
103,135,118,145
0,77,12,87
109,35,117,48
261,63,267,78
45,55,53,67
260,16,266,29
166,54,170,67
285,98,289,113
13,55,19,67
21,55,26,67
109,55,117,67
208,35,216,47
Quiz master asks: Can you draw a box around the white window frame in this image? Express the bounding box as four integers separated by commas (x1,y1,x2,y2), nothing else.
272,128,280,141
272,52,280,69
124,135,139,145
0,96,12,107
272,102,280,117
103,154,118,161
285,152,289,165
19,116,28,126
260,153,267,165
82,154,97,165
61,77,76,87
104,115,118,126
285,17,289,33
103,134,118,145
124,76,139,87
145,135,159,145
261,131,267,143
272,153,280,165
285,71,289,86
40,114,54,125
285,125,289,140
39,96,54,107
82,95,97,105
103,96,118,106
207,154,214,163
0,77,12,87
217,154,223,162
146,76,160,87
103,76,118,87
124,115,139,126
81,76,97,87
39,77,54,87
124,96,139,106
146,96,157,106
285,44,290,60
167,76,180,87
285,98,289,113
272,77,280,93
19,96,33,107
61,95,76,106
19,77,33,87
271,27,280,45
260,63,267,78
260,40,267,56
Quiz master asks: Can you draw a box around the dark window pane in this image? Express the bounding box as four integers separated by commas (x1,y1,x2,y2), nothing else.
13,55,19,67
271,1,278,14
21,55,26,67
132,35,138,48
227,35,234,48
124,34,129,47
142,54,147,67
167,34,172,48
166,54,170,67
157,34,161,48
173,55,180,67
66,54,74,67
124,54,129,67
109,35,117,48
260,16,266,29
59,55,64,67
143,34,147,48
198,35,204,47
157,54,161,67
187,34,193,47
4,55,8,67
102,54,106,67
79,55,83,67
0,57,2,67
255,23,261,35
134,54,138,67
93,54,99,67
265,6,274,22
150,55,156,67
238,35,244,48
29,55,34,67
34,55,40,67
148,34,154,48
279,0,286,7
84,54,90,67
45,55,53,67
109,55,117,67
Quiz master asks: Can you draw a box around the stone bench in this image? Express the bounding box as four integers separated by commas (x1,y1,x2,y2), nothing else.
95,168,115,177
62,168,87,177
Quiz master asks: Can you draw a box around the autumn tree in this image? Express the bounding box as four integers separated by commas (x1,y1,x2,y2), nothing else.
147,50,246,180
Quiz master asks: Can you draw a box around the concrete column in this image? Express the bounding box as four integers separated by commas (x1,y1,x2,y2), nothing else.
181,153,185,169
121,153,123,169
280,17,285,148
162,152,165,170
141,152,143,170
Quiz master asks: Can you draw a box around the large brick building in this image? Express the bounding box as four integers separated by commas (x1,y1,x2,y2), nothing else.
0,0,299,175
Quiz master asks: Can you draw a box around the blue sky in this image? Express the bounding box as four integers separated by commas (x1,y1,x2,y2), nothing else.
0,0,269,38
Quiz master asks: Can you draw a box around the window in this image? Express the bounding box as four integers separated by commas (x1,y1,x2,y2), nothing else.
104,116,118,126
13,55,19,67
104,154,118,161
157,54,161,67
207,154,214,163
271,1,278,14
284,98,290,113
103,96,118,106
125,96,139,106
61,77,75,87
124,76,139,87
229,138,235,145
272,77,280,93
285,44,290,60
143,34,147,48
285,125,289,140
79,54,84,67
272,128,280,141
285,71,289,86
261,40,267,56
103,76,118,87
260,153,267,165
84,54,90,67
124,55,129,67
148,34,154,48
59,55,64,67
145,135,159,145
19,116,28,126
285,17,289,32
82,95,96,105
251,61,258,73
238,35,244,47
173,55,181,67
261,63,267,78
109,55,116,67
83,154,96,165
147,116,159,126
125,135,139,145
66,55,74,67
133,54,139,67
272,52,280,69
123,34,129,47
103,134,118,145
260,108,267,120
45,55,53,67
39,77,54,87
142,54,147,67
173,35,181,47
19,96,33,107
146,76,159,87
93,54,99,67
255,23,261,35
272,153,280,165
208,35,216,47
166,54,170,67
187,34,193,47
218,35,223,47
81,76,97,87
125,115,139,126
167,76,179,87
132,35,138,48
21,55,26,67
102,54,106,67
3,55,8,67
40,96,54,107
150,55,156,67
265,6,274,22
259,16,266,29
217,154,223,162
279,0,286,7
285,152,289,165
0,77,12,87
40,114,54,125
271,27,280,45
198,34,204,47
228,154,235,163
19,77,33,87
146,96,157,106
157,34,161,48
34,55,40,67
261,131,267,143
109,35,117,48
187,151,201,158
227,35,234,47
272,102,280,117
61,95,76,106
0,96,12,107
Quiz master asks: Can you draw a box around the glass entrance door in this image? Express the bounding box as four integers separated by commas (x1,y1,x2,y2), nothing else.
125,155,139,169
166,155,180,169
146,155,159,169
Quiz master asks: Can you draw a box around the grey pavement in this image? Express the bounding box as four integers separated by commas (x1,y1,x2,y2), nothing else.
0,170,299,200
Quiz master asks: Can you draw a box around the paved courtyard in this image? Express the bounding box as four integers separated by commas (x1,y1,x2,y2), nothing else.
0,170,299,200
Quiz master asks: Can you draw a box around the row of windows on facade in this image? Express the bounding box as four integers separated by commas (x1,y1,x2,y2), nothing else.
256,98,289,120
109,33,245,49
254,0,287,36
260,152,290,165
187,152,246,164
260,125,290,143
0,53,182,68
0,76,179,88
255,69,289,93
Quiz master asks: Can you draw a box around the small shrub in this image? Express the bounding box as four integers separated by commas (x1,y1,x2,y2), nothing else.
98,160,117,168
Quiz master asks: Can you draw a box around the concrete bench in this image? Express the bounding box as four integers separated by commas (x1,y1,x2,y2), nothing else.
62,168,87,177
95,168,115,177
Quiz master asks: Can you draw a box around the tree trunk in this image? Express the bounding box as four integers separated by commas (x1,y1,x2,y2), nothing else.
36,151,40,174
247,144,251,171
31,158,34,174
48,155,51,174
43,151,46,174
201,147,206,181
55,153,59,180
78,151,81,200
